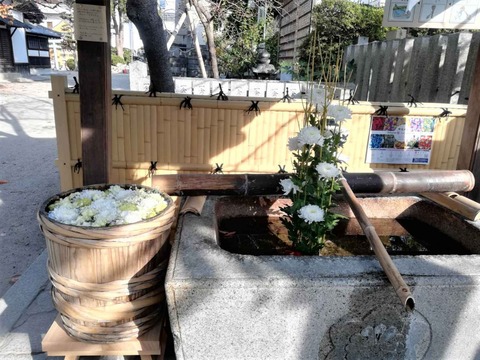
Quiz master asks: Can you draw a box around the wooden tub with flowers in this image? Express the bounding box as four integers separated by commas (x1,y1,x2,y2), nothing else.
37,184,175,343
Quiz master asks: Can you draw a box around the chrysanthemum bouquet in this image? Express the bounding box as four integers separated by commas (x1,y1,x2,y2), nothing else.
280,84,352,255
47,185,169,227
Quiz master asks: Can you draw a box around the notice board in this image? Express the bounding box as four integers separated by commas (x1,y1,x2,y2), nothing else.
383,0,480,29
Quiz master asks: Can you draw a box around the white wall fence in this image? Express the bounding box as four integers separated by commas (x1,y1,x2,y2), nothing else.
344,32,480,105
128,61,353,100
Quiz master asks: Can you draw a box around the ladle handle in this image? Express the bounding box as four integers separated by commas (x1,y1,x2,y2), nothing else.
340,177,415,311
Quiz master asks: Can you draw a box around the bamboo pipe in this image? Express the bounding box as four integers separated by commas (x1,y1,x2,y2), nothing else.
420,192,480,221
152,170,475,196
340,177,415,311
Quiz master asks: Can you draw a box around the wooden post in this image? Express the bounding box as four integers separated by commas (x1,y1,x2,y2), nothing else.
50,75,74,191
458,45,480,201
76,0,112,185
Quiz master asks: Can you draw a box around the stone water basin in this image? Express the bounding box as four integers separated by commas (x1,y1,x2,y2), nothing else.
165,195,480,360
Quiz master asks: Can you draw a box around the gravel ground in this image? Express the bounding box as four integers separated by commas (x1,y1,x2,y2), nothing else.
0,79,59,298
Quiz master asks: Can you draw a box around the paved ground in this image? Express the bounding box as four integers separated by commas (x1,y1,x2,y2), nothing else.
0,72,175,359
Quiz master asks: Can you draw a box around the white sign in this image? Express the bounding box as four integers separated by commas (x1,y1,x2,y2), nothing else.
366,116,435,165
383,0,480,29
74,4,108,42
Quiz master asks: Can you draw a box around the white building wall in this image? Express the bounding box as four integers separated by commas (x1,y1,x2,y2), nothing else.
10,10,28,64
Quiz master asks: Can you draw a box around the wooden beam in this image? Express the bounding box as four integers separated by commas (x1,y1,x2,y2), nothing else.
458,45,480,201
76,0,111,185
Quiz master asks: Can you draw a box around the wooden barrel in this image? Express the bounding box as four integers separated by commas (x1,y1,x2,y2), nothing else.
37,184,176,343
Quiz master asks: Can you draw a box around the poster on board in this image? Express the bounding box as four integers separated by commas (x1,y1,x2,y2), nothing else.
383,0,480,29
365,116,436,165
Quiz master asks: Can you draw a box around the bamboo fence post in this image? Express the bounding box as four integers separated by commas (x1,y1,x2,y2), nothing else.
50,75,74,191
340,177,415,311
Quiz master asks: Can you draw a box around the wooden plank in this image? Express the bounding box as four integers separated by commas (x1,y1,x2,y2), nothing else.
42,315,165,359
447,117,465,169
77,0,111,185
171,105,179,164
183,106,191,162
130,105,139,162
458,47,480,201
137,105,145,160
368,41,384,101
50,76,74,191
203,107,211,168
208,106,219,165
151,105,158,163
111,101,119,164
197,107,205,165
224,109,232,166
459,32,480,105
177,106,186,163
189,106,197,163
124,105,132,163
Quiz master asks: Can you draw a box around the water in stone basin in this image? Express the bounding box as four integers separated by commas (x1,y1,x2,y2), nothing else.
215,195,480,257
218,216,471,256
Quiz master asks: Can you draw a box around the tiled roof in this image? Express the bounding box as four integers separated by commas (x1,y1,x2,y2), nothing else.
0,16,31,29
27,24,62,38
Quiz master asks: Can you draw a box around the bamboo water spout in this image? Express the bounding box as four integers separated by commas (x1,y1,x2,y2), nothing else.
152,170,475,196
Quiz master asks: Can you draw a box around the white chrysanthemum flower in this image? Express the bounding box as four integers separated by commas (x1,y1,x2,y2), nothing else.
76,189,105,201
310,88,326,108
316,162,341,179
49,206,80,224
280,178,301,195
90,198,118,225
327,105,352,123
120,211,143,224
298,126,324,146
287,136,302,151
298,205,324,224
47,186,168,227
113,188,137,202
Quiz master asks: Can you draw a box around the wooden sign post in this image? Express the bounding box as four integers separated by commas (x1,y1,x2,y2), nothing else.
75,0,111,185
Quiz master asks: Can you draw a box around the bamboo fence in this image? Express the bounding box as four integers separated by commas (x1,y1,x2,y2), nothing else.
50,76,468,191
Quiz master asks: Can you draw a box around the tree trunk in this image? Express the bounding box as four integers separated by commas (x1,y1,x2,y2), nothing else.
190,0,219,79
116,8,124,58
116,27,124,58
126,0,174,92
205,21,219,79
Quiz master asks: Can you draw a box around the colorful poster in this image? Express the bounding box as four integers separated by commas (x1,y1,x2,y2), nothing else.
365,116,436,165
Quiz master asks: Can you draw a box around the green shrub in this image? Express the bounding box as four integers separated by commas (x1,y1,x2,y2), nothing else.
111,54,125,65
65,58,75,71
123,48,132,64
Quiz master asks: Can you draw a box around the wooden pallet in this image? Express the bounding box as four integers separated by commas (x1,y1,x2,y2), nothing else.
42,315,166,360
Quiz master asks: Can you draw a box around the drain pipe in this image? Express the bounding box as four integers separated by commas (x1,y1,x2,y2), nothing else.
340,177,415,311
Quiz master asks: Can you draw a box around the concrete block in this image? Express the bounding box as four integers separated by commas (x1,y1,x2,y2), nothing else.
229,80,249,97
191,79,211,96
175,78,192,94
265,82,285,98
166,196,480,360
248,80,267,97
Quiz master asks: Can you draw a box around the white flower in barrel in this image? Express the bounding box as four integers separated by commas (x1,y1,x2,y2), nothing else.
47,185,169,227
